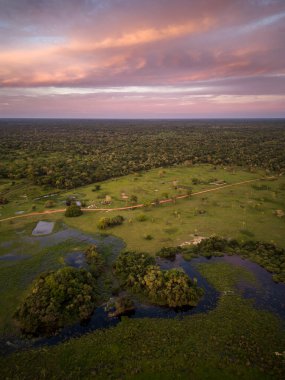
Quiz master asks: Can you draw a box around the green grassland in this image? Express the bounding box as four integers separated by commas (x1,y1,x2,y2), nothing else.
0,262,284,380
1,164,285,253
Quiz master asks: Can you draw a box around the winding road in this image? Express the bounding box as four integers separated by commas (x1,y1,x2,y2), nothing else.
0,178,261,223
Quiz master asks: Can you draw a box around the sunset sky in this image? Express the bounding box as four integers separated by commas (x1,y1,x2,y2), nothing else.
0,0,285,118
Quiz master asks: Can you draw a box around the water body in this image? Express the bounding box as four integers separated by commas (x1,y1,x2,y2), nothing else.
65,252,88,269
221,255,285,319
25,226,125,256
0,253,30,262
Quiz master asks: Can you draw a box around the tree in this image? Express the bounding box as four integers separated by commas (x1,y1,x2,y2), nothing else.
65,204,82,217
14,267,97,336
84,245,104,276
97,215,124,229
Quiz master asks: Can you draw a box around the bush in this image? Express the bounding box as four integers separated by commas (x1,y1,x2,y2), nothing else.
97,215,124,229
65,204,82,217
14,267,97,336
156,246,182,260
84,245,104,276
136,214,148,222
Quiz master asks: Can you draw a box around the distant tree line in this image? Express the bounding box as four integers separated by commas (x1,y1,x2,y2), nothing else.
1,119,284,189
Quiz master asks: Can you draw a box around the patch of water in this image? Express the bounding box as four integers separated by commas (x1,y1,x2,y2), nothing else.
25,227,125,256
32,221,55,236
0,253,30,262
220,255,285,319
65,252,88,269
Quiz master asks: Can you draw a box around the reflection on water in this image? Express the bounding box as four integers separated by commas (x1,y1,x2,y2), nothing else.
221,255,285,319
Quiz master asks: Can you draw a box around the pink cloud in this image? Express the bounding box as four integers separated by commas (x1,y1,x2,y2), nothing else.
0,0,284,117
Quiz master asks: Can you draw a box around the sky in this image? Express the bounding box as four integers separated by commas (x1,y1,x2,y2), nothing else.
0,0,285,118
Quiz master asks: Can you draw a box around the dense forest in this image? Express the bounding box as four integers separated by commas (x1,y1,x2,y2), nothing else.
0,119,284,189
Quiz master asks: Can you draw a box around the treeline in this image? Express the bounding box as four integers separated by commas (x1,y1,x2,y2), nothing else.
1,119,285,189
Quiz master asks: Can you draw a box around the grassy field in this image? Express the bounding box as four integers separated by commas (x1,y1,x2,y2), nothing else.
0,261,284,380
1,164,285,253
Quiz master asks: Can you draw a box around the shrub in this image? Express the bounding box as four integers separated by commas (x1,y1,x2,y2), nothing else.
156,246,182,260
65,204,82,217
97,215,124,229
84,245,104,276
136,214,148,222
143,234,153,240
14,267,97,336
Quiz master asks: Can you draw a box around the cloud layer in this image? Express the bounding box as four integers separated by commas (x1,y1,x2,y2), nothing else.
0,0,284,117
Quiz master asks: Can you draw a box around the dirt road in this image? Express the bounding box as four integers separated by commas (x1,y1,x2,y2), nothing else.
0,178,260,223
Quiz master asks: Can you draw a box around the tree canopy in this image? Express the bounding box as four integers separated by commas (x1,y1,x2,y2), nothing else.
15,267,97,336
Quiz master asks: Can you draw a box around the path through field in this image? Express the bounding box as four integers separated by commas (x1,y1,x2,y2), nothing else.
0,178,261,223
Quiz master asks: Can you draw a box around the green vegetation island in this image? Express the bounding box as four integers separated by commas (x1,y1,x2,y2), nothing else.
0,119,285,379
